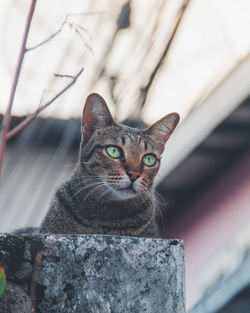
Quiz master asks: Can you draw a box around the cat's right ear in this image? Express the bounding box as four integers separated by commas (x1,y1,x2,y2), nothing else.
81,93,115,144
143,112,180,153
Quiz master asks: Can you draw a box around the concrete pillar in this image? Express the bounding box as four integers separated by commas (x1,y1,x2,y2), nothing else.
0,234,185,313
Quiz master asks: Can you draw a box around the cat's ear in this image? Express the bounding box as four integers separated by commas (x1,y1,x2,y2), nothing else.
82,93,115,144
144,113,180,152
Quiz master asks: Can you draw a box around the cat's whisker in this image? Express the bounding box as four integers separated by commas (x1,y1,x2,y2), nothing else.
143,190,153,206
70,178,101,188
98,187,112,201
72,181,104,199
69,176,106,189
149,190,167,225
70,175,101,182
83,182,107,202
71,179,99,189
142,188,156,213
153,189,167,206
70,176,111,195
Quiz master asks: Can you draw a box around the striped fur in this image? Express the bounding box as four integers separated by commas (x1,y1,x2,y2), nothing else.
40,93,179,237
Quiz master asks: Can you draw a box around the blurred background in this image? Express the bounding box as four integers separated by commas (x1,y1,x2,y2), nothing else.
1,0,250,311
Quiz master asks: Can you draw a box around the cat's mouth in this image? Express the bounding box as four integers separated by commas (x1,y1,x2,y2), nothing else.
115,184,137,199
118,185,136,194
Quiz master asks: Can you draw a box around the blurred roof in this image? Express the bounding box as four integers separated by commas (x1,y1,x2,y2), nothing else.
1,0,250,124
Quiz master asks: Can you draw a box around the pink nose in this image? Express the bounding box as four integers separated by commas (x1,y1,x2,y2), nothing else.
127,169,141,182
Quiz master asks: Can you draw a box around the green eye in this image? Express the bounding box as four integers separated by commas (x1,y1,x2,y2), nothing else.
142,154,156,167
106,146,121,159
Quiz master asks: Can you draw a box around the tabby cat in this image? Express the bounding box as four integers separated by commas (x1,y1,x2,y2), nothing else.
40,93,179,237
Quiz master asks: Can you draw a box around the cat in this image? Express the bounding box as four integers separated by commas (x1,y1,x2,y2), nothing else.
40,93,179,237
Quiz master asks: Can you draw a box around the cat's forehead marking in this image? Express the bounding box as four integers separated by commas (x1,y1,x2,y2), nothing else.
121,126,138,141
97,125,156,154
117,126,156,154
138,136,147,150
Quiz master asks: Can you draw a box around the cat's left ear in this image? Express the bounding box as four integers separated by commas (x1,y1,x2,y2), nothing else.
82,93,115,144
144,113,180,153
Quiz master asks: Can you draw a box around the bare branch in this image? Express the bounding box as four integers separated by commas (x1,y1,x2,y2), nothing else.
0,0,37,177
26,21,67,52
68,22,94,54
6,67,84,140
26,12,99,53
0,2,89,178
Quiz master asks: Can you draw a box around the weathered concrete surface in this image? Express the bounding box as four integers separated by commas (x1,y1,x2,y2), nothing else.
0,234,185,313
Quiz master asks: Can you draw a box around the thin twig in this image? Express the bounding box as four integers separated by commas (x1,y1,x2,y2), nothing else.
0,0,37,177
26,21,67,52
69,22,94,54
6,67,84,140
26,12,96,53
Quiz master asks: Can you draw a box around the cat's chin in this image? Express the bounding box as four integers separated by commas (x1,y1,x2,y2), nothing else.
109,187,138,201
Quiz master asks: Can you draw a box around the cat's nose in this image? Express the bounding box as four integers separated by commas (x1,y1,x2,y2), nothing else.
127,169,141,183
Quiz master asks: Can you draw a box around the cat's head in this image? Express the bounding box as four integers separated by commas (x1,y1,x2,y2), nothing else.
79,93,179,201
